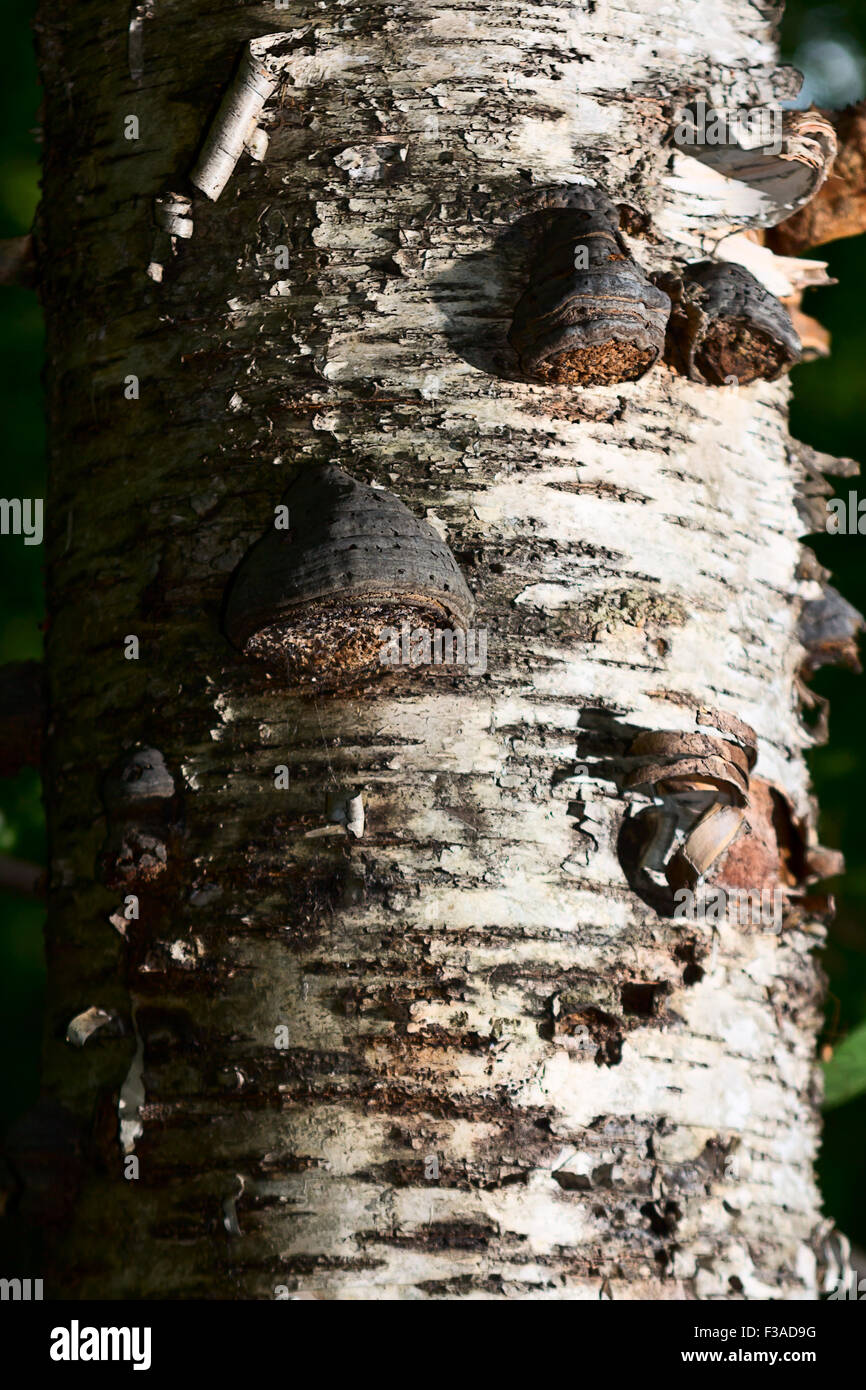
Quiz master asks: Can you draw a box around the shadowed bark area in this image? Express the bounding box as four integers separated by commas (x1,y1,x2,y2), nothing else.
32,0,850,1299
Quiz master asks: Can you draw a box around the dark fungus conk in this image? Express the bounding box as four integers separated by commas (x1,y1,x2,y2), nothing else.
657,260,802,386
224,463,476,689
508,187,671,387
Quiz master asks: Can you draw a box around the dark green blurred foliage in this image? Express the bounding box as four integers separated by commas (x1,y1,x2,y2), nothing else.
0,0,45,1138
0,0,863,1255
782,1,866,1247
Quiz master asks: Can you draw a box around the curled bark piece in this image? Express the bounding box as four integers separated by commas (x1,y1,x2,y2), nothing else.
804,845,845,883
128,1,154,83
669,108,837,231
658,261,801,385
635,805,679,872
799,585,864,677
666,803,747,893
326,789,365,839
190,42,278,200
787,302,831,361
154,192,194,240
630,730,752,778
789,438,860,483
627,709,757,891
509,187,671,386
149,193,194,279
627,755,748,806
714,233,834,301
224,464,475,689
694,708,758,768
770,102,866,255
791,441,860,532
65,1007,121,1047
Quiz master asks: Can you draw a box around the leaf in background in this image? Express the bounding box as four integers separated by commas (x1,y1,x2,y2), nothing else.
824,1020,866,1108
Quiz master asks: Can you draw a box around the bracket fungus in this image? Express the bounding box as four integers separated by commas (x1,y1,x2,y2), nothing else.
626,709,758,893
509,187,671,386
224,464,475,689
657,261,802,385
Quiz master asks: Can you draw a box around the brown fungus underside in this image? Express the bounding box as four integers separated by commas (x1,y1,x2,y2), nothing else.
244,595,457,690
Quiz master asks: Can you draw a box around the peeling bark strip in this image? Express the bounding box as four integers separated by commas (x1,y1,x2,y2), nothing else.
799,586,864,678
626,713,757,891
686,109,836,218
658,106,837,245
189,37,285,200
154,193,193,241
127,1,154,84
35,0,854,1299
770,102,866,255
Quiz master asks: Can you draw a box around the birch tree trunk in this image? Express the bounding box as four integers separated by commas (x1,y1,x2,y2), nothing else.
32,0,846,1299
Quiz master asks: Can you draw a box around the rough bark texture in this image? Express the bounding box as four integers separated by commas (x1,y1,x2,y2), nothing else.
33,0,848,1299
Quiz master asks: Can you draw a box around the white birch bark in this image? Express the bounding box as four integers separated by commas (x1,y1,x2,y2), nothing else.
34,0,847,1299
